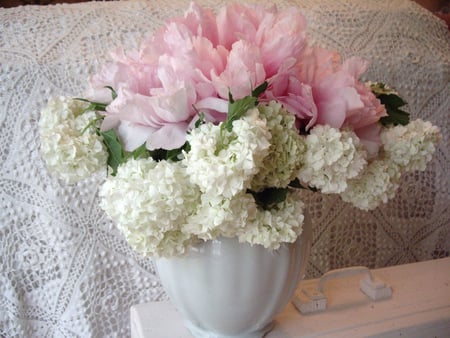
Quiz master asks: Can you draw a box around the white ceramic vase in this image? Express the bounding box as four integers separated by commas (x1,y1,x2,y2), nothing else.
155,215,312,338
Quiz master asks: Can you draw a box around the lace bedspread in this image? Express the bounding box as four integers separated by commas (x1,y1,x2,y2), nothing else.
0,0,448,336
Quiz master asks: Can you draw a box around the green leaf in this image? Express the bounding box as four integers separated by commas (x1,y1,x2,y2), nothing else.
131,143,148,160
378,93,410,126
288,178,303,189
183,142,191,154
370,83,409,126
228,90,235,104
222,81,268,132
250,187,288,210
105,86,117,100
166,148,184,161
194,113,205,128
74,98,107,112
100,129,124,175
168,142,190,161
74,87,115,113
288,178,318,192
224,95,258,132
147,142,189,162
251,81,268,98
80,117,103,135
380,93,407,108
148,148,167,162
379,108,410,126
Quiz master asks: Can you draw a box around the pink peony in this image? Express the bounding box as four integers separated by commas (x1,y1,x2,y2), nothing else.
87,48,160,103
89,6,226,150
295,47,364,129
341,57,387,156
86,2,386,155
216,3,270,49
264,46,386,155
102,85,195,151
212,40,266,100
173,2,219,46
255,7,307,77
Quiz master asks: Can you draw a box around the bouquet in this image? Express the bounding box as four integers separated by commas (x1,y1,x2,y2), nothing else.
39,2,441,258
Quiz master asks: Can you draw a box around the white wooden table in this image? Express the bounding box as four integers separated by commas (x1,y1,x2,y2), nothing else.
131,257,450,337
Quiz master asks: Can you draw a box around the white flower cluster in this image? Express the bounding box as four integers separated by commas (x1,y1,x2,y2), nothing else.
99,158,201,257
185,192,257,241
39,97,107,184
339,120,441,211
299,125,367,194
40,95,442,257
98,103,311,256
340,160,401,211
250,101,306,192
239,190,305,250
184,108,271,198
381,119,442,172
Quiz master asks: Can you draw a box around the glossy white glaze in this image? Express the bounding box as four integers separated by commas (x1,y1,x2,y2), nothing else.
155,216,312,338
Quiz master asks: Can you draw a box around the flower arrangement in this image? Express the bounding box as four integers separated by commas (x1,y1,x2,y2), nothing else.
39,2,441,258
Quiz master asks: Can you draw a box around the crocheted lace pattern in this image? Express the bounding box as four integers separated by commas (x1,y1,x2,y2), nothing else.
0,0,448,336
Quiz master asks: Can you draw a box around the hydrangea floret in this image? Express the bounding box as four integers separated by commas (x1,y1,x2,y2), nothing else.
99,158,201,257
381,119,442,172
38,2,442,258
184,107,271,198
185,192,258,241
39,96,107,184
299,125,367,194
340,160,401,211
250,101,306,192
239,190,305,249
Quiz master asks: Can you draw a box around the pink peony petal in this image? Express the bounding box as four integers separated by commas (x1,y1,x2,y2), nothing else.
100,115,120,132
182,2,219,46
316,86,362,128
117,122,155,152
146,123,189,150
354,123,383,158
212,40,266,99
256,8,307,77
195,97,229,113
216,3,268,49
342,56,369,78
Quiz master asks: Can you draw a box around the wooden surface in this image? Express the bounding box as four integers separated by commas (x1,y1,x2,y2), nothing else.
131,258,450,337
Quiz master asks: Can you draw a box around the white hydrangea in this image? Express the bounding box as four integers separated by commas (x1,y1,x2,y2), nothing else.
250,101,306,192
39,96,108,184
185,192,258,241
184,108,271,198
238,190,305,250
299,125,367,194
99,158,201,257
340,159,401,211
381,119,441,172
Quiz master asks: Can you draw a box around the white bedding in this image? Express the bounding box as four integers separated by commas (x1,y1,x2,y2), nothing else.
0,0,448,336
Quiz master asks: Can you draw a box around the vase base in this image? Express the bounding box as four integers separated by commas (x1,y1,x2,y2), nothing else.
184,320,275,338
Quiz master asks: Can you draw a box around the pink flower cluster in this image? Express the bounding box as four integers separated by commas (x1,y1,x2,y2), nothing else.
87,2,386,155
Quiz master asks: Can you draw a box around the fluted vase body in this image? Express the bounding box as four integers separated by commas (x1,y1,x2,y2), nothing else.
155,216,312,338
